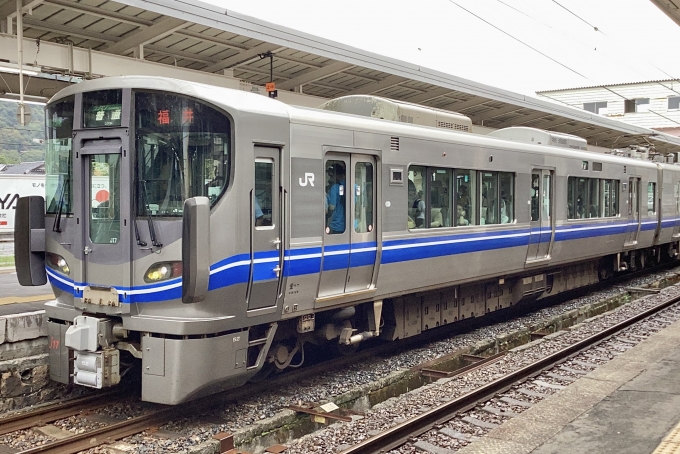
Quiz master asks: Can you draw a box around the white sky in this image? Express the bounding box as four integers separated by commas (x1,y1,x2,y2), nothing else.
203,0,680,97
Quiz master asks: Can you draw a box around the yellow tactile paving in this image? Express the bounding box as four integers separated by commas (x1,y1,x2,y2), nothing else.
0,294,54,306
653,420,680,454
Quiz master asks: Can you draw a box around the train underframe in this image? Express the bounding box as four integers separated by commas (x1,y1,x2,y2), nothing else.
46,242,680,404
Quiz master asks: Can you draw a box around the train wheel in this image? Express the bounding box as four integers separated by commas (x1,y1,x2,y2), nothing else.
336,342,359,356
638,251,646,270
598,260,612,281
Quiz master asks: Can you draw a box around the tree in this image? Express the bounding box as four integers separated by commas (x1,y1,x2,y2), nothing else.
0,101,46,163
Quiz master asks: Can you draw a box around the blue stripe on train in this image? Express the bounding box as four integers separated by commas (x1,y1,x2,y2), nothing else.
45,218,680,302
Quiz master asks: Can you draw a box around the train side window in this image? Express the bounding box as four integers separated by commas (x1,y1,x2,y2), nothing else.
454,169,475,226
326,161,346,234
254,159,273,227
648,182,656,215
428,168,451,228
408,166,426,228
499,172,513,223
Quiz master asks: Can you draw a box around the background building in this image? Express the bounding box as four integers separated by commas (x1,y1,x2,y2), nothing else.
538,80,680,137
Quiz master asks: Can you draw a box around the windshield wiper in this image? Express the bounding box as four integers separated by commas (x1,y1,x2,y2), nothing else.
133,185,147,247
52,177,69,233
140,180,162,248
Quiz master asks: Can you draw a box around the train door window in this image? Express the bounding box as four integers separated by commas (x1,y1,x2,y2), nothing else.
567,177,576,219
628,178,637,216
454,169,475,226
326,160,346,234
612,180,620,216
480,172,499,225
543,173,552,221
499,172,513,223
354,162,373,233
603,180,611,217
428,168,451,228
675,182,680,214
254,159,273,227
531,173,540,221
408,165,426,228
89,154,120,244
587,178,600,218
648,182,656,215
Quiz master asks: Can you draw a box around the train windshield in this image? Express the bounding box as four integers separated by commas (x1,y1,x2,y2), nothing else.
135,91,231,217
45,97,75,214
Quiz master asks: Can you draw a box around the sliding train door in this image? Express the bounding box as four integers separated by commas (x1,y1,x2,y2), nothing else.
625,177,641,246
526,169,554,263
318,152,377,300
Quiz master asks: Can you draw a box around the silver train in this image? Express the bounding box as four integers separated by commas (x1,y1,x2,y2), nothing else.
15,76,680,404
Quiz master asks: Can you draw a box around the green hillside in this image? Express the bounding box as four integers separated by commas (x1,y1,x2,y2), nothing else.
0,101,46,164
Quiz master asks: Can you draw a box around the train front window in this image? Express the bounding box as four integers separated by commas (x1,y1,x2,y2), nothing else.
45,97,75,215
135,92,231,216
83,90,122,128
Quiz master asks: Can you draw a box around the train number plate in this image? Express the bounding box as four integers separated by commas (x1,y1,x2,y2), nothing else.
83,286,120,307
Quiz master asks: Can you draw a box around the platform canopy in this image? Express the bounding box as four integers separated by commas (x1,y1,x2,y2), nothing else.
1,0,680,154
651,0,680,27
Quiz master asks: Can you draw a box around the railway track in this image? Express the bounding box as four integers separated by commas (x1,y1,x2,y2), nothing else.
337,284,680,454
2,265,679,453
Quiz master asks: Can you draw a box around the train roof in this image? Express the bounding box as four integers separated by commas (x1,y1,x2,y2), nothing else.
51,76,672,171
288,103,661,170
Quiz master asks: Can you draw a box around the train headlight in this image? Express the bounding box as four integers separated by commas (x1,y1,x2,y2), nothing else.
144,261,183,283
46,253,70,275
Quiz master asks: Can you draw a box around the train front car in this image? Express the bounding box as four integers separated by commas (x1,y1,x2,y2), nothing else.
15,77,291,404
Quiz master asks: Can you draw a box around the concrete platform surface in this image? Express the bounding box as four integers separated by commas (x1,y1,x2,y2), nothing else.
456,316,680,454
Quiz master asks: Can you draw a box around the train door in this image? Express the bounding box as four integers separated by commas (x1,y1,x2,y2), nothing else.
345,156,377,293
674,180,680,238
248,147,284,311
76,136,132,308
318,153,377,299
625,177,641,246
526,169,554,263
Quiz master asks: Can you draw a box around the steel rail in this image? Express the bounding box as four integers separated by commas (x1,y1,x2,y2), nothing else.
339,291,680,454
17,408,177,454
0,391,127,436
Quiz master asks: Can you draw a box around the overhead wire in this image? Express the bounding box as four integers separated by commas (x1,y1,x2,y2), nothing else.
446,0,592,83
552,0,606,35
493,0,680,99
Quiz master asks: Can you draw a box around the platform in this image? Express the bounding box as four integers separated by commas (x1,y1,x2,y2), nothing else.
456,314,680,454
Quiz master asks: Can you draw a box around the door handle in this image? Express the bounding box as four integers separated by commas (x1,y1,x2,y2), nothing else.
270,237,281,250
84,246,92,255
273,265,281,278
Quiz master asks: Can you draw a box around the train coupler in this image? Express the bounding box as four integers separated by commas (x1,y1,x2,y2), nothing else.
64,316,124,388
